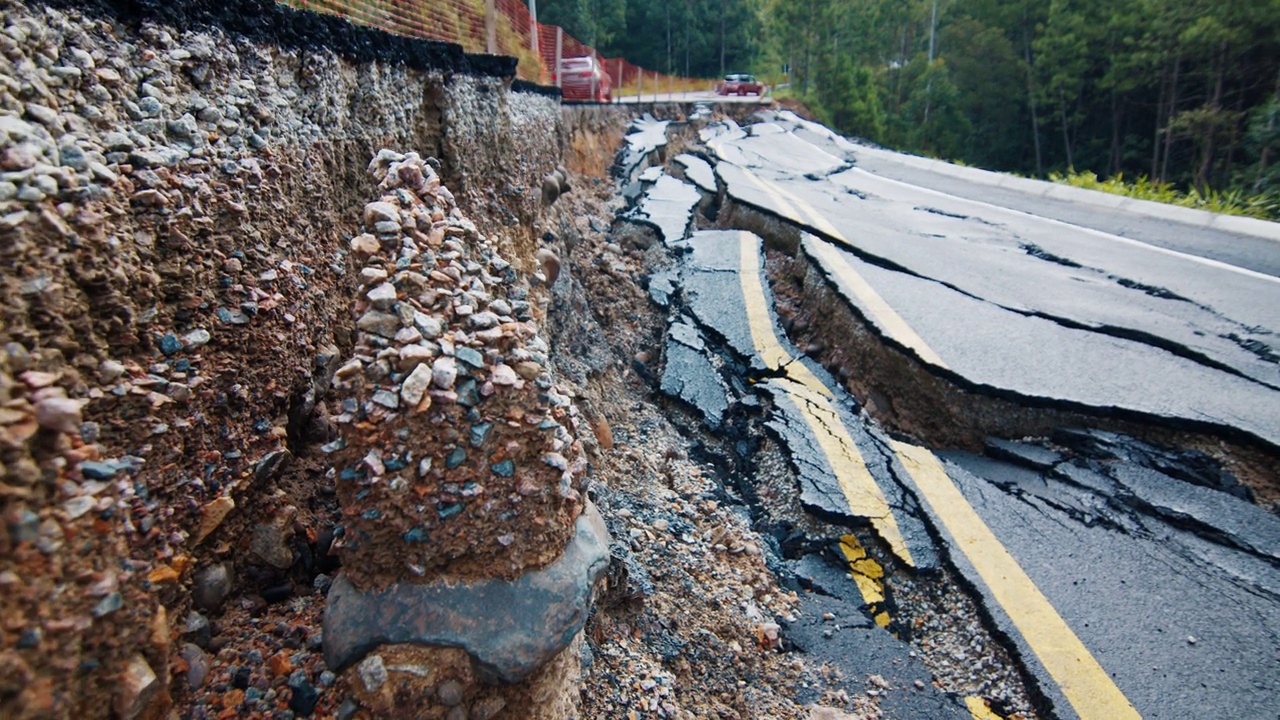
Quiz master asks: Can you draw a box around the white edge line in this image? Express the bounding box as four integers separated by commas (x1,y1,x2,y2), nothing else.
848,167,1280,287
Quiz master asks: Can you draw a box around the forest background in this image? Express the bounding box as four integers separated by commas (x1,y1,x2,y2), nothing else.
538,0,1280,218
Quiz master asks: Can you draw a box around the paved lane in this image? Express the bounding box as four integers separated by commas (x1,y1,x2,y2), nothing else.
661,227,1163,720
630,110,1280,719
706,117,1280,452
851,146,1280,278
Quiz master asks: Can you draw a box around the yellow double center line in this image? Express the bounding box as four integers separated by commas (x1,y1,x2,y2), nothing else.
738,232,915,568
733,167,948,369
726,167,1141,720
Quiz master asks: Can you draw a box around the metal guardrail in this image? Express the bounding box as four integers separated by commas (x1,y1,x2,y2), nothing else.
279,0,706,99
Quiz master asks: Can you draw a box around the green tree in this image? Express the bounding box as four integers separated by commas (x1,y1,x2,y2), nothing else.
813,54,885,140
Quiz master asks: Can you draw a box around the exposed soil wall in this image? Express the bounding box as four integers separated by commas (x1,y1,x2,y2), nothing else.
0,1,564,717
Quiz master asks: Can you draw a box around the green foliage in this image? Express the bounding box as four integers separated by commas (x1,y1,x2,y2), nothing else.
1050,170,1280,220
538,0,626,48
812,55,885,139
545,0,1280,213
896,58,970,159
540,0,759,77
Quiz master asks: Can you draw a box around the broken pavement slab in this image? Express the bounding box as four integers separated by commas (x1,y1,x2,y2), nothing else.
661,319,730,429
673,152,717,193
898,439,1280,720
707,114,1280,458
616,114,670,182
759,376,937,570
669,229,937,568
625,172,701,246
799,233,1280,452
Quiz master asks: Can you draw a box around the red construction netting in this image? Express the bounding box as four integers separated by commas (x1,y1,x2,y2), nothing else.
279,0,707,96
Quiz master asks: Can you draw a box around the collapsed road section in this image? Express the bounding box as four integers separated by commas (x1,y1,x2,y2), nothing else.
612,108,1280,720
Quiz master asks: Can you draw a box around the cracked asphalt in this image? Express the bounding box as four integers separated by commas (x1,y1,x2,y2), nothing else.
619,108,1280,720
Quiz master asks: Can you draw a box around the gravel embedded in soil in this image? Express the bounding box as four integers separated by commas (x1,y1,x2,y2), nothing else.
0,0,1050,711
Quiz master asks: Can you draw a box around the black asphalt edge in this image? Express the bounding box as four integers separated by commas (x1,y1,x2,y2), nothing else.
511,79,561,99
33,0,557,95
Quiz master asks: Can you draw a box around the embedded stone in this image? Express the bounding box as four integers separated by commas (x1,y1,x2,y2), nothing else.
251,514,296,569
490,364,518,386
63,496,95,520
114,654,160,720
184,328,212,348
445,447,467,469
397,343,436,371
363,201,400,226
367,282,398,310
469,422,493,447
536,248,561,286
414,312,443,339
456,378,480,407
400,364,433,407
394,326,423,345
34,397,83,434
159,333,182,355
514,361,541,381
360,267,389,284
455,346,484,369
193,563,231,611
437,679,464,706
357,654,388,692
323,505,611,683
357,310,402,338
469,311,499,330
432,356,458,389
350,234,380,258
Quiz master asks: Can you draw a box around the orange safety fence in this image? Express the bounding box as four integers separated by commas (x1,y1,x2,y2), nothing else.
278,0,708,98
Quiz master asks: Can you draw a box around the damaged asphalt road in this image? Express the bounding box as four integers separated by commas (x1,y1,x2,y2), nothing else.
707,112,1280,451
931,435,1280,720
616,108,1280,719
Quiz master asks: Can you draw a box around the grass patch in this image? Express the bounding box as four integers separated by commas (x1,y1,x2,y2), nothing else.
1050,170,1280,222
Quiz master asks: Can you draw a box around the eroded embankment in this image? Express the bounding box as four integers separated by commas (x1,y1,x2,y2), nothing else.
0,1,565,716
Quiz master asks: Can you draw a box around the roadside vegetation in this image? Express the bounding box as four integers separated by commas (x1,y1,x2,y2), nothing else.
540,0,1280,221
1050,170,1280,221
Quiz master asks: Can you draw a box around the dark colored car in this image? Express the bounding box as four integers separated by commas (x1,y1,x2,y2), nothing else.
716,73,764,96
558,56,612,102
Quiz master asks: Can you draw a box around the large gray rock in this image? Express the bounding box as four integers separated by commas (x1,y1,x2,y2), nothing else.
323,504,610,683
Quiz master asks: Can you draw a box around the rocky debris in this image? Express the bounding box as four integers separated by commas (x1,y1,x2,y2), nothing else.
541,165,571,206
320,150,605,715
0,0,568,716
114,654,161,720
536,247,561,286
250,506,298,569
329,149,591,587
192,563,232,612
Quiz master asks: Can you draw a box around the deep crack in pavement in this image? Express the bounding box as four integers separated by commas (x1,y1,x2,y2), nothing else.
619,104,1280,720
